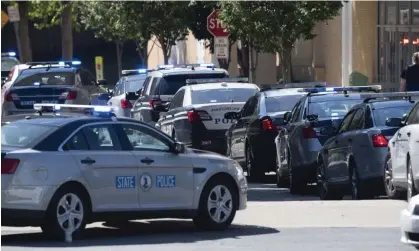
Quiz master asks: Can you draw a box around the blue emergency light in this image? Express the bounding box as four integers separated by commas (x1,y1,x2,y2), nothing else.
1,52,17,57
158,64,174,69
298,85,382,94
8,52,16,57
57,61,81,66
34,103,118,118
138,69,147,73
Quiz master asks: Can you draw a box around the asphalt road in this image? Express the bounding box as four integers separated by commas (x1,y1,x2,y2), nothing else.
1,179,414,251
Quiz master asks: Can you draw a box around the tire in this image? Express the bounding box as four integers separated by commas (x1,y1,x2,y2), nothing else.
384,153,404,200
276,157,289,188
349,162,371,200
193,177,238,231
41,185,89,240
245,144,264,181
317,160,343,200
289,154,306,195
407,158,417,201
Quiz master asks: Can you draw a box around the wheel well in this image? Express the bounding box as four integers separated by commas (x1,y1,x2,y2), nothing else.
55,181,92,212
348,155,355,172
406,153,411,177
205,173,240,210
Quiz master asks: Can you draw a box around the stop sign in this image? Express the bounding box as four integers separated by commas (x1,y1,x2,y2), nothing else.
207,9,229,37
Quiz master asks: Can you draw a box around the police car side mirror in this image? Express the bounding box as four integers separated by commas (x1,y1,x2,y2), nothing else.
154,103,169,112
283,111,292,122
173,142,185,154
224,112,238,120
97,79,107,86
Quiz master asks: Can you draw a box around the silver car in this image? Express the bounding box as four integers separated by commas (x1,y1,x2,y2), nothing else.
2,104,247,240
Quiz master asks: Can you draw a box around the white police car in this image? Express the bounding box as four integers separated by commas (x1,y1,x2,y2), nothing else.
156,78,259,154
1,104,247,240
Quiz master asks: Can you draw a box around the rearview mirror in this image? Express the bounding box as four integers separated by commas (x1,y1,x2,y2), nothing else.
125,92,139,101
385,117,403,127
224,112,238,120
97,79,107,86
136,87,143,96
173,142,185,154
283,111,292,122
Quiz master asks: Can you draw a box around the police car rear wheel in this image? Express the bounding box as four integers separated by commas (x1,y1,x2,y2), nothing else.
41,186,88,239
193,179,237,230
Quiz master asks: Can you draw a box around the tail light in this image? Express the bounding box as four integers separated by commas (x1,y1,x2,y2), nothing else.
1,158,20,174
121,99,133,109
149,98,162,110
60,91,77,100
302,126,318,138
372,134,388,147
262,119,277,131
5,91,19,102
187,110,212,122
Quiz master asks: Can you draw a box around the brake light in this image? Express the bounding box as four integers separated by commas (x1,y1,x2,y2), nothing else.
149,98,162,110
1,158,20,174
5,91,19,102
121,99,132,109
187,110,212,122
66,91,77,100
302,126,317,138
262,119,277,131
372,134,388,147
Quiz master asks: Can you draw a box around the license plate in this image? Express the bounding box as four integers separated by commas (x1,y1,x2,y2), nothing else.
42,100,58,104
20,101,35,106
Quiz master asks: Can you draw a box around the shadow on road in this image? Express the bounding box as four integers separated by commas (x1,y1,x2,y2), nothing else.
247,182,319,202
1,220,279,247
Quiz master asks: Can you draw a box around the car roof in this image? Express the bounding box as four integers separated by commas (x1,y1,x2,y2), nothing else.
369,99,416,109
20,67,77,74
152,67,227,76
188,82,258,91
308,93,365,102
262,88,307,97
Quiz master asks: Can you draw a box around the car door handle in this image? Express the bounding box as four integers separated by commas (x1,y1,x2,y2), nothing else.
407,132,411,137
398,132,402,137
109,102,112,105
81,158,96,164
141,157,154,165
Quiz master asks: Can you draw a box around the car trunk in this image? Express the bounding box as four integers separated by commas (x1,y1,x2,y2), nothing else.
8,85,73,109
267,111,288,130
376,126,400,141
194,102,244,131
307,118,343,145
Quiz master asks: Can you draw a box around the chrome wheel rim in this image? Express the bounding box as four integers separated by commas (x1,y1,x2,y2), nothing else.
384,160,395,194
56,193,84,232
351,169,358,199
207,185,233,223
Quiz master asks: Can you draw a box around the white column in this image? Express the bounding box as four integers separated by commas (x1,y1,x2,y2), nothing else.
341,0,353,87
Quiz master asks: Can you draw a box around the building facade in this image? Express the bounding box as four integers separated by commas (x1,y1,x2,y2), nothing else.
146,1,419,89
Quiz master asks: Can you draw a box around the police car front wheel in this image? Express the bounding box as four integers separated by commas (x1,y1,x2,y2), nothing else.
193,178,238,230
41,185,89,239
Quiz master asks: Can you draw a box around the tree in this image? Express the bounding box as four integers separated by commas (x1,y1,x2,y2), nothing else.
132,1,190,64
29,0,81,60
220,1,342,82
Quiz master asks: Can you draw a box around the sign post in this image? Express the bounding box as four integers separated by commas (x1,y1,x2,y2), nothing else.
207,9,230,61
7,6,21,60
95,56,104,82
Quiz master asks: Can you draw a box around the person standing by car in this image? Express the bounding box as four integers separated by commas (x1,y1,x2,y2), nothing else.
400,52,419,92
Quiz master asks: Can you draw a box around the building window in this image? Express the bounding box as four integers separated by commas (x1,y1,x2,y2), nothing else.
399,1,410,25
386,1,397,25
413,1,419,24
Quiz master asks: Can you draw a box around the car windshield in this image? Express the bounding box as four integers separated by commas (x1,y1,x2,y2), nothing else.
1,58,19,72
309,99,362,118
158,73,227,95
1,123,55,148
13,71,75,87
191,88,257,104
373,105,413,126
125,75,147,92
265,95,305,113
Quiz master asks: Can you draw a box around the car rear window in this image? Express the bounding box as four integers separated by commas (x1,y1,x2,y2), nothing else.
1,58,19,72
265,95,305,113
125,75,147,92
158,73,227,95
308,99,362,118
1,123,55,148
373,105,413,126
14,71,75,87
191,88,257,104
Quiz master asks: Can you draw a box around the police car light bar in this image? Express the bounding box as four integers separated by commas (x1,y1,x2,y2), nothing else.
361,92,419,103
1,52,16,57
26,61,81,67
185,77,249,85
121,69,151,76
298,85,382,94
34,103,118,114
157,64,174,69
284,82,327,88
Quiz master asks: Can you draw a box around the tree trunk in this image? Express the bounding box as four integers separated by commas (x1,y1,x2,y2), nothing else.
236,39,249,77
279,47,292,83
61,1,73,60
116,41,124,79
18,2,32,62
158,37,170,65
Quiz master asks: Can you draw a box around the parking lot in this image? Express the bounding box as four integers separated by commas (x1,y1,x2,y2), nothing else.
1,177,411,251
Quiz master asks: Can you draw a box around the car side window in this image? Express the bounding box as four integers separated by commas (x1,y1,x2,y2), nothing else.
407,103,419,125
252,95,260,115
338,110,356,133
79,69,95,86
149,77,160,95
348,108,365,131
114,80,123,96
82,125,122,151
291,100,304,123
243,97,257,117
141,77,152,96
121,124,171,152
170,90,185,109
62,131,89,151
364,106,374,128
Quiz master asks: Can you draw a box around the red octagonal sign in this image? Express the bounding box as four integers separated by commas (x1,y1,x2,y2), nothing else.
207,9,229,37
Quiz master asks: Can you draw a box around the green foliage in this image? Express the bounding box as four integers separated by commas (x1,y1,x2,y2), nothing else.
28,0,81,30
219,1,342,52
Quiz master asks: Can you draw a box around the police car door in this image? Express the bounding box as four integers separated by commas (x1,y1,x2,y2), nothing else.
159,89,186,137
118,123,195,210
62,123,140,211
